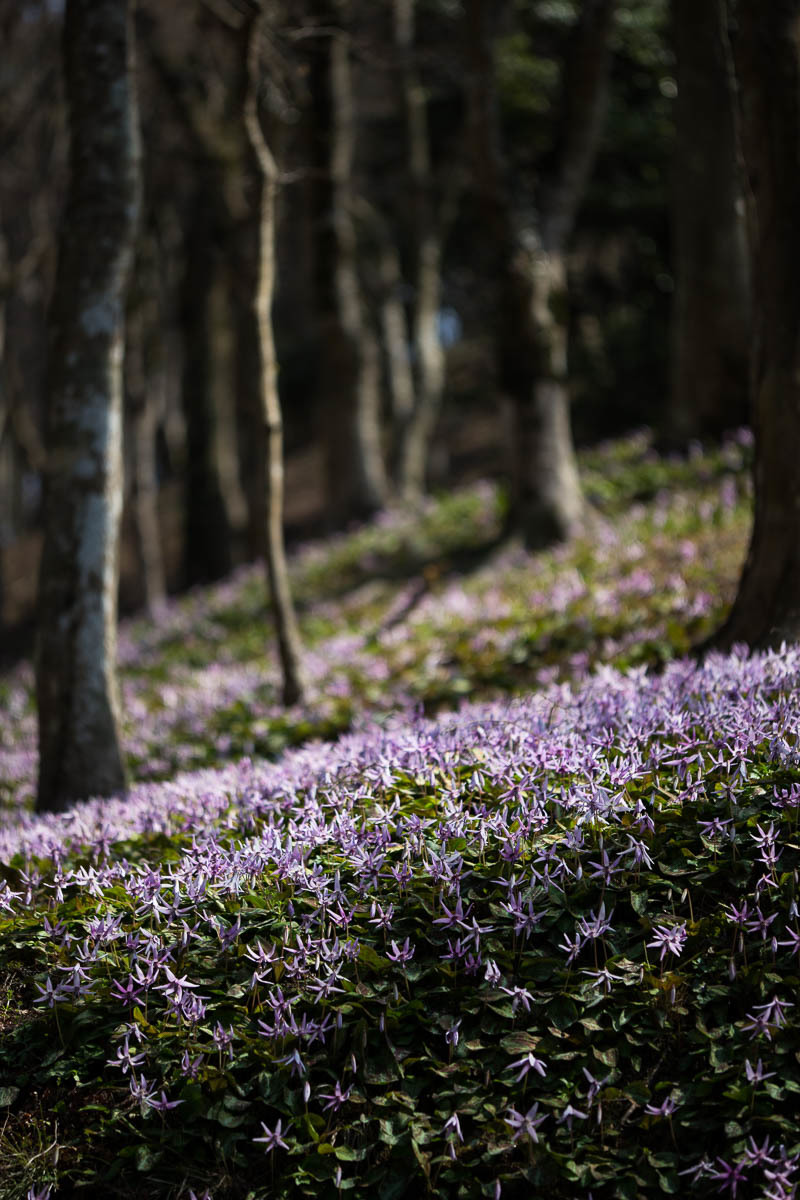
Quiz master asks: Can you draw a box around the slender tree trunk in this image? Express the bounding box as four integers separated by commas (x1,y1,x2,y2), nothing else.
231,220,268,562
394,0,446,502
375,222,415,429
709,0,800,648
242,7,306,706
313,8,389,526
141,24,249,566
668,0,750,446
179,203,233,584
0,212,47,617
465,0,613,548
125,262,166,614
36,0,139,812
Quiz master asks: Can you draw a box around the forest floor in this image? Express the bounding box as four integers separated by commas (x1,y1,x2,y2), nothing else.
3,429,799,1200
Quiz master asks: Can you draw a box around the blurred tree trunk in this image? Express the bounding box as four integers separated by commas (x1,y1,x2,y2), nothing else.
313,6,389,527
179,200,233,584
377,233,415,433
465,0,614,548
232,220,269,561
0,212,47,620
125,238,166,614
141,22,245,581
36,0,139,812
710,0,800,648
242,4,306,705
393,0,446,503
668,0,750,446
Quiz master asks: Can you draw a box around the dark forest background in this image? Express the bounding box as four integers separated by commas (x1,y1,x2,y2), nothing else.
0,0,739,645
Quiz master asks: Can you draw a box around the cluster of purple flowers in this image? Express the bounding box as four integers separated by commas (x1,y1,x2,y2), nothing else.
1,636,799,1193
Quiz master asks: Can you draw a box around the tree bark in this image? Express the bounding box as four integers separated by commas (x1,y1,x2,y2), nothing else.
313,6,390,526
465,0,614,548
242,6,306,706
36,0,139,812
709,0,800,649
667,0,750,446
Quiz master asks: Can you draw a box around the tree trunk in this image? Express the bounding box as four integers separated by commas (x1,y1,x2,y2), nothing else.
125,257,167,614
242,7,306,706
179,204,233,584
36,0,138,812
394,0,446,503
508,246,583,546
465,0,613,548
141,22,249,566
232,221,269,562
668,0,750,446
313,8,389,527
709,0,800,648
381,244,415,431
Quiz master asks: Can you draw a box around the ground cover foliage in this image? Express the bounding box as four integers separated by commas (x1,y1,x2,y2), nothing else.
0,430,750,806
6,432,799,1199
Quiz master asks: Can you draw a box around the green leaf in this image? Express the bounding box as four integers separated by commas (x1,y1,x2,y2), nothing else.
136,1145,161,1172
334,1144,367,1162
500,1031,542,1054
623,1080,651,1105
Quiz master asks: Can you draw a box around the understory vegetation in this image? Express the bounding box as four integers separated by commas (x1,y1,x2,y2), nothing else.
5,432,799,1200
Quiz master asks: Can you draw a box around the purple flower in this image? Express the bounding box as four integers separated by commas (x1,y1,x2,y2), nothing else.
710,1157,749,1198
33,976,65,1007
279,1049,306,1078
445,1019,462,1047
106,1036,146,1075
558,1103,588,1131
745,1057,776,1084
319,1081,352,1112
507,1052,547,1081
499,985,533,1014
129,1073,156,1104
644,1095,678,1118
442,1112,463,1142
253,1118,290,1152
484,959,502,985
144,1090,184,1113
505,1103,547,1143
386,938,415,965
744,1135,777,1166
646,922,687,962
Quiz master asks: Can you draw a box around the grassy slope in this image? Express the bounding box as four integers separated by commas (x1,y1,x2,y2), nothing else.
5,432,797,1200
